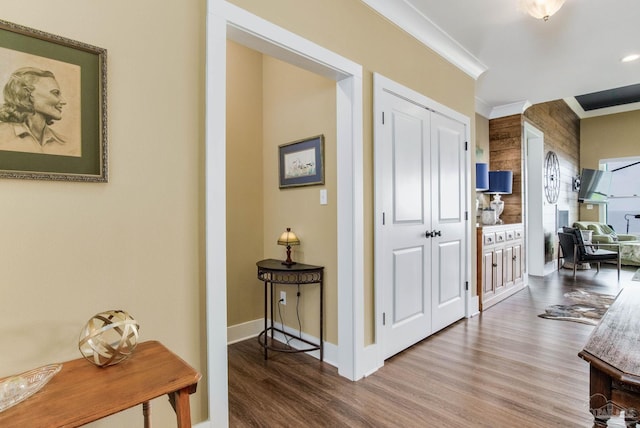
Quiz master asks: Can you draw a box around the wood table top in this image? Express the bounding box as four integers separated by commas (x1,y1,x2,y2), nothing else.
0,340,201,427
579,287,640,386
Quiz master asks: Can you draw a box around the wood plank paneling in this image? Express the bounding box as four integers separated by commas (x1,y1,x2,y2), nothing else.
524,100,580,219
488,101,580,248
489,114,522,224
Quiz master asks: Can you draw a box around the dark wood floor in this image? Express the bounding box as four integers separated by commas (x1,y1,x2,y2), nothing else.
228,264,638,427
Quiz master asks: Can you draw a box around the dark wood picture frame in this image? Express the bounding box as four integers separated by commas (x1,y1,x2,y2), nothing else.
279,135,324,189
0,19,107,182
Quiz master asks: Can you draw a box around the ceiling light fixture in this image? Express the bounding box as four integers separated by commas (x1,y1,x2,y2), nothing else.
622,54,640,63
520,0,566,21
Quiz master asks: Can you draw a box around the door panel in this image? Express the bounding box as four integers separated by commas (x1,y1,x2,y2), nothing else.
504,245,514,287
380,90,431,359
393,113,424,223
392,247,425,324
431,113,466,333
378,90,467,358
494,248,504,292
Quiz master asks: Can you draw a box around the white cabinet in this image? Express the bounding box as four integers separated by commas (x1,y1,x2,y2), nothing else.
477,224,526,311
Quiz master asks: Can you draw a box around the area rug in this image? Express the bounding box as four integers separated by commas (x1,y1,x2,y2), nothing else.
538,289,616,325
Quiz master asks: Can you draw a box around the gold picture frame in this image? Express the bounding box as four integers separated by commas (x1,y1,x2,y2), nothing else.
0,19,107,182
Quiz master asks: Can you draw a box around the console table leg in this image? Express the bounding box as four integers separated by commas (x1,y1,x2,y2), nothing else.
264,280,268,360
143,401,151,428
172,388,193,428
589,366,612,428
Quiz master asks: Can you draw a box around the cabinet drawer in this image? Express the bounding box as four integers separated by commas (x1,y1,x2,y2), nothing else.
483,232,496,246
506,230,515,241
495,231,506,243
514,229,523,239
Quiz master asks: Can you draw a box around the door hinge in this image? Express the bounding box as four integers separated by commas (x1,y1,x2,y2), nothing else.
465,211,468,221
465,141,469,151
382,212,386,225
382,111,385,124
465,281,469,291
383,312,386,326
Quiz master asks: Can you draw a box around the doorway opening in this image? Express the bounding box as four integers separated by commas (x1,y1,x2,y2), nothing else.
206,1,364,424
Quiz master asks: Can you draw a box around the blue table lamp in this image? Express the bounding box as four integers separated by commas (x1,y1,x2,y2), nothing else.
488,170,513,224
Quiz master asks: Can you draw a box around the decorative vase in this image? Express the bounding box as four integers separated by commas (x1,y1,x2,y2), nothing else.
481,209,497,225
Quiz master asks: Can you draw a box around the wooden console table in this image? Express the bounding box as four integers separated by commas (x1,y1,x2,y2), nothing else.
579,287,640,427
0,340,201,427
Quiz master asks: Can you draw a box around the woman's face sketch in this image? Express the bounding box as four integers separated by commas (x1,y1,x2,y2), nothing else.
30,76,65,122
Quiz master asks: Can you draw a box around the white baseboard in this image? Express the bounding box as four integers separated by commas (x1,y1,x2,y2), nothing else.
227,318,337,368
227,319,263,344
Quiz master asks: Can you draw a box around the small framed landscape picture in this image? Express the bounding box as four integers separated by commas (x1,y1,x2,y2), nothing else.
0,19,107,182
279,135,324,189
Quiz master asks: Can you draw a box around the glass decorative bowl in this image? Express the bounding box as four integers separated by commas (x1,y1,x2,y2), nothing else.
0,363,62,413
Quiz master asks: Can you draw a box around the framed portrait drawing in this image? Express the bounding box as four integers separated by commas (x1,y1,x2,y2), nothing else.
0,19,107,182
279,135,324,189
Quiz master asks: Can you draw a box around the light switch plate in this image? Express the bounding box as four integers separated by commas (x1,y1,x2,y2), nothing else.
320,189,328,205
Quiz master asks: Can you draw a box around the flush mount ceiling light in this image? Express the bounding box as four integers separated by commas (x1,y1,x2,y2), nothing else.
520,0,566,21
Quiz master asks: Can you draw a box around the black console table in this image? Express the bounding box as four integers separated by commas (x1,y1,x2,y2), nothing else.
256,259,324,361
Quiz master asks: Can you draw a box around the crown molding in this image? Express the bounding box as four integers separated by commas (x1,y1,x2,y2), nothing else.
475,97,492,119
361,0,487,80
488,101,532,119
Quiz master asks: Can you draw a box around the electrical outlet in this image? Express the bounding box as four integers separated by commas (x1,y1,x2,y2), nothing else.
280,290,286,305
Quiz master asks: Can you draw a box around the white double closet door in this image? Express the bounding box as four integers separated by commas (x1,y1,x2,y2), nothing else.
376,85,467,360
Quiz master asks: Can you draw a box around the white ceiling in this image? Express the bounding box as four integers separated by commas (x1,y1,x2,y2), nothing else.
363,0,640,118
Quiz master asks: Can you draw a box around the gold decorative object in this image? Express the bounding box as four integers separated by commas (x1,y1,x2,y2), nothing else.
0,364,62,413
78,310,140,367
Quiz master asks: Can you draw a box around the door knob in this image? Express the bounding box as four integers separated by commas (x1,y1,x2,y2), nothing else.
432,230,442,237
425,231,433,238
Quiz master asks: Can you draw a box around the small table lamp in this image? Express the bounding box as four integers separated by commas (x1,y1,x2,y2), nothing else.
277,227,300,266
488,170,513,224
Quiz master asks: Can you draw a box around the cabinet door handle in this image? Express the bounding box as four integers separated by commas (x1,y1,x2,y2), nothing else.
513,256,517,261
492,263,498,268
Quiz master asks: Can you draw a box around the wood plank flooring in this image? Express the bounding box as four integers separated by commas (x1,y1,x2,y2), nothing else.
229,265,639,427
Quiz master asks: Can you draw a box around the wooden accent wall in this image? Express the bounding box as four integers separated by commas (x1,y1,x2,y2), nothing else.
489,114,523,225
524,100,580,221
488,101,580,232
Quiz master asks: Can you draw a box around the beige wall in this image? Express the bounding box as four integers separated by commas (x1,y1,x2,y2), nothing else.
475,114,490,164
229,0,476,344
226,41,265,327
1,0,476,424
226,42,338,342
0,1,206,426
580,110,640,221
262,56,338,341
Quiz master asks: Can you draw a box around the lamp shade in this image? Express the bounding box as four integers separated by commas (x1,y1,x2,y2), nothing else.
488,171,513,194
277,228,300,246
476,163,489,191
